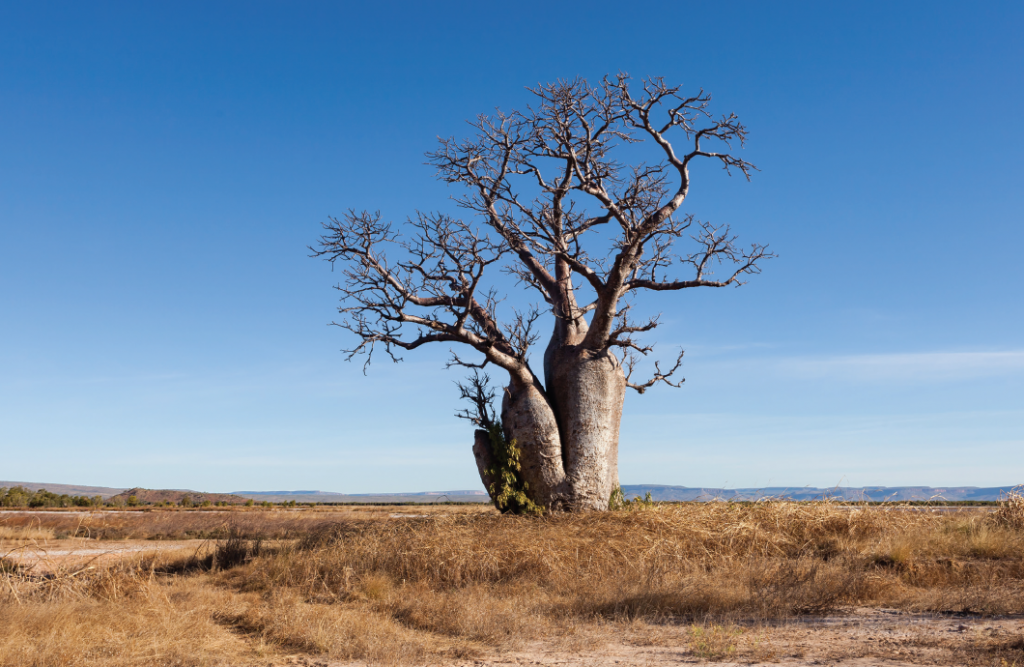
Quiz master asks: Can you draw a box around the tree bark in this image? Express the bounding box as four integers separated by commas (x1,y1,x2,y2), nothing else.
546,346,626,511
476,347,626,512
471,429,498,497
499,377,569,510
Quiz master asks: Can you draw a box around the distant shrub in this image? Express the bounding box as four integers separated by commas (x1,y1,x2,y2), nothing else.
0,557,21,574
608,487,655,511
0,486,99,508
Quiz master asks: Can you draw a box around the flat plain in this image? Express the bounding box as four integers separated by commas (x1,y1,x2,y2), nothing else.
2,500,1023,667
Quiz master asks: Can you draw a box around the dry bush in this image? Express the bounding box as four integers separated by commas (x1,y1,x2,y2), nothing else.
0,526,55,541
214,531,263,570
0,558,20,575
991,486,1024,530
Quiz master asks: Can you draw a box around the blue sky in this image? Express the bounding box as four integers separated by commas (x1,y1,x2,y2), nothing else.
1,1,1021,493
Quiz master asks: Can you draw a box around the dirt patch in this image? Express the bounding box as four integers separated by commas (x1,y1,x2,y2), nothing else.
257,609,1024,666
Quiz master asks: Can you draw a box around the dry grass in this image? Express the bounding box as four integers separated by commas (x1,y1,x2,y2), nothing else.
244,502,1024,619
0,547,258,666
0,525,55,541
1,501,1023,666
0,503,493,541
992,486,1024,530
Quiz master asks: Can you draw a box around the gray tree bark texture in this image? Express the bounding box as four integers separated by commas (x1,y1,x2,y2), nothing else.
314,75,773,512
498,347,625,511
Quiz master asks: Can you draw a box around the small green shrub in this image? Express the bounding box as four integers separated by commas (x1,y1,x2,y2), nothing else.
689,624,741,661
485,422,542,515
608,487,655,511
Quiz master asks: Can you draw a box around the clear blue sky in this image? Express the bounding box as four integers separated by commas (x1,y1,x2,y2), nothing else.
1,1,1021,493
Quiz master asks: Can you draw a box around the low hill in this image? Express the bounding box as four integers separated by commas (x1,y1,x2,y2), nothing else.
108,488,250,505
0,480,125,498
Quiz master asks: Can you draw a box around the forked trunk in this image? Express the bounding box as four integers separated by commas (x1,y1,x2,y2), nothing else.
474,345,626,512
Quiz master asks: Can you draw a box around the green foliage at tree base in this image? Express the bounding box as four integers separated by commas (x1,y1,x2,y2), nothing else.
485,422,542,516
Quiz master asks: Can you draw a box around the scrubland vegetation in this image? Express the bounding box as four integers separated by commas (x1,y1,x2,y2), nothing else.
0,485,261,509
0,486,105,508
2,496,1024,666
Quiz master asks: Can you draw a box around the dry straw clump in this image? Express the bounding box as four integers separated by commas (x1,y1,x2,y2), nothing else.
2,501,1024,666
991,485,1024,530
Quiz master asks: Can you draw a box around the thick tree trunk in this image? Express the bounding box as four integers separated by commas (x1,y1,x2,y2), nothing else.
477,345,626,512
471,429,497,496
546,346,626,511
500,377,570,510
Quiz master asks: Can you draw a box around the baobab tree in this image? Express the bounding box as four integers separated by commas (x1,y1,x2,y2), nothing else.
314,75,773,512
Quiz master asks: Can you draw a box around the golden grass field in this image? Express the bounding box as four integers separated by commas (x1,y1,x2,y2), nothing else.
2,497,1024,667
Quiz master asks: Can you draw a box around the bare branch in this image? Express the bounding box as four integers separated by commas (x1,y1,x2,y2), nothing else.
454,370,498,428
625,220,777,292
624,348,686,395
316,74,771,402
606,305,658,354
502,307,543,362
312,209,530,378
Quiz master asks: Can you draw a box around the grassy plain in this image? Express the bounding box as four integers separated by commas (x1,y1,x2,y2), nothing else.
2,499,1024,666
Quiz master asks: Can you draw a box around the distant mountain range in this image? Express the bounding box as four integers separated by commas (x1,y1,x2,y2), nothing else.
617,485,1021,502
2,480,1019,504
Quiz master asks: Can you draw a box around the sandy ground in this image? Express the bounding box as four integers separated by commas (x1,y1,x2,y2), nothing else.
277,609,1024,667
260,609,1024,667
